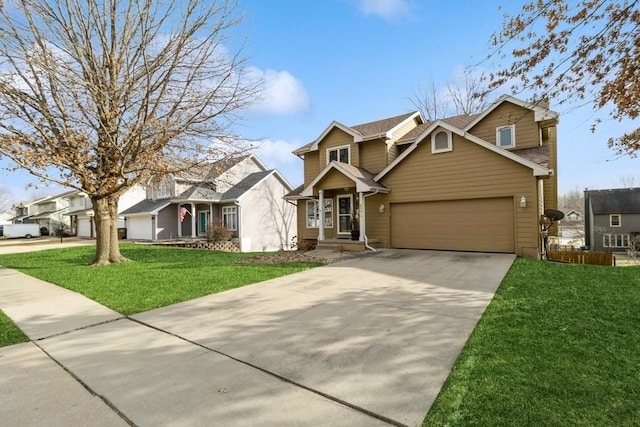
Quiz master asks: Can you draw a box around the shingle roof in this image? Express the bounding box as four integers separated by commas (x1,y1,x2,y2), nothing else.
441,114,478,129
284,184,305,198
350,112,416,137
511,145,550,167
177,155,250,181
176,184,221,201
120,199,171,216
222,170,272,200
337,163,387,190
587,188,640,214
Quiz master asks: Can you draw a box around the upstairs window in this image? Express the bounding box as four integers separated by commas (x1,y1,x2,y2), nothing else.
496,125,515,148
610,214,621,227
327,145,350,164
431,130,452,153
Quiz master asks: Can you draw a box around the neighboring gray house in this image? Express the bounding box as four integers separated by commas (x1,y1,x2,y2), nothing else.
584,187,640,252
63,186,146,238
121,154,297,252
10,196,50,224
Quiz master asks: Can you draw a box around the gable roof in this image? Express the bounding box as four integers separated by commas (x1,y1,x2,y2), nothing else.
301,161,389,197
586,188,640,214
396,114,478,144
293,111,423,156
375,120,551,180
463,95,558,131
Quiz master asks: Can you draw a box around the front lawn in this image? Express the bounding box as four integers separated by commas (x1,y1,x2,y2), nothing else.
425,258,640,426
0,309,29,347
0,244,322,315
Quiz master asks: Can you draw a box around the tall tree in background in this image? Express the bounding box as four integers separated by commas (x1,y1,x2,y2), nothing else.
489,0,640,156
410,71,489,120
0,0,257,265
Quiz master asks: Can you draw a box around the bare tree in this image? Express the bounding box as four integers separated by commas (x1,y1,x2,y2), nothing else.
0,183,14,212
488,1,640,156
0,0,258,265
409,78,447,121
619,175,639,189
447,72,490,115
410,71,490,120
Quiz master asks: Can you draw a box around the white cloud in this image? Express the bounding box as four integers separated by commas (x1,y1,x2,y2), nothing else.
247,67,310,116
253,138,301,166
352,0,411,21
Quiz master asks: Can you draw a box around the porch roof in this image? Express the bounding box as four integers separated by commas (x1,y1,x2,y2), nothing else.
301,161,389,197
120,199,171,216
30,209,66,220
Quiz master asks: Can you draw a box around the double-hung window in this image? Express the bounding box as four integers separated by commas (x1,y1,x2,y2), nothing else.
603,234,628,248
610,214,621,227
496,125,515,148
306,200,333,228
222,206,237,230
327,145,350,164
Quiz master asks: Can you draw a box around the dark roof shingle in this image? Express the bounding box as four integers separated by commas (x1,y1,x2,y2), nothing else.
587,188,640,214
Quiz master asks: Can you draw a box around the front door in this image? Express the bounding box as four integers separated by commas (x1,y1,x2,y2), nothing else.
198,211,209,236
337,195,353,235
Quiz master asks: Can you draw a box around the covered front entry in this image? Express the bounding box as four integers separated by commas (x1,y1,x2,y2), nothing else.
390,197,515,253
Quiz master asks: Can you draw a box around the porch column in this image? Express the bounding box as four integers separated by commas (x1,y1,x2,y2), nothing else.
318,190,325,241
190,202,196,238
359,192,365,241
177,205,182,238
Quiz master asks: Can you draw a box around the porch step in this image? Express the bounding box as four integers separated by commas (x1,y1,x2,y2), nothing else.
316,243,342,252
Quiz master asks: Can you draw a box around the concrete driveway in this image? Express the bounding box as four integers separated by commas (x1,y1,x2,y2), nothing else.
1,249,514,426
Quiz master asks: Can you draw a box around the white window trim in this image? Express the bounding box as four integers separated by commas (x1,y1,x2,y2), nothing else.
306,199,334,229
326,144,351,165
496,124,516,149
336,194,353,235
610,214,621,227
431,129,453,153
603,233,628,248
222,206,237,231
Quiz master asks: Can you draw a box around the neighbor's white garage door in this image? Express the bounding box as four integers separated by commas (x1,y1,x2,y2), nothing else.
390,197,515,253
126,216,153,240
77,217,92,238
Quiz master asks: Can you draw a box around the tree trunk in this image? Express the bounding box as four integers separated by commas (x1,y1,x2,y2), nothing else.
91,195,129,266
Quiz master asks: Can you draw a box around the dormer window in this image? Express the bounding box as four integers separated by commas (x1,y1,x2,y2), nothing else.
327,145,350,164
496,125,515,148
157,181,171,198
431,129,452,153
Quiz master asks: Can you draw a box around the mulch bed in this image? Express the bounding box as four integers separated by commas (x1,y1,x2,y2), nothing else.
234,251,336,265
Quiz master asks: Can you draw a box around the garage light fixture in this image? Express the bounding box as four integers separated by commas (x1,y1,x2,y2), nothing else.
519,196,527,208
378,204,385,213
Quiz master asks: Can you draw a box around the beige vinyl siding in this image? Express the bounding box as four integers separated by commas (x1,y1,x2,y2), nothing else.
542,125,558,236
359,139,387,173
387,144,400,164
390,117,419,141
303,151,320,186
469,102,540,150
317,169,356,193
380,133,540,256
319,128,358,166
363,193,390,247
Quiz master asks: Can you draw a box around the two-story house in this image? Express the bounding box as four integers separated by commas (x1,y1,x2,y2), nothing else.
584,187,640,252
64,186,146,238
286,95,559,258
10,196,50,224
121,154,296,252
27,191,76,235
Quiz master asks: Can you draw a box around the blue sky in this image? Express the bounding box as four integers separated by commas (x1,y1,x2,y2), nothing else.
2,0,638,202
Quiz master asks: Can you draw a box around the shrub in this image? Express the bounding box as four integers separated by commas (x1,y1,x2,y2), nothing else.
205,220,232,243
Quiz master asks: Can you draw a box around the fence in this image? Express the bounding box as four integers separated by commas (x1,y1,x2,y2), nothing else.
548,250,614,266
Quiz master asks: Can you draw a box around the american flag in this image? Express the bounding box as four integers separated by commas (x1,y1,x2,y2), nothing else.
179,207,188,222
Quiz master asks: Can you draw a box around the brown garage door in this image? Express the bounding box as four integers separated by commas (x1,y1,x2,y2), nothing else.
391,198,515,253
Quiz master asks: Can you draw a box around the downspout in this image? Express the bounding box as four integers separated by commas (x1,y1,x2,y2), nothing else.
362,190,380,251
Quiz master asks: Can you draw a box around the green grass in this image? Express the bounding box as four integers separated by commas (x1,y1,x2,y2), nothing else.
0,244,321,315
0,308,29,347
424,258,640,426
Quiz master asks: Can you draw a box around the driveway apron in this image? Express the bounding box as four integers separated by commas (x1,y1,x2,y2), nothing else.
1,249,515,426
